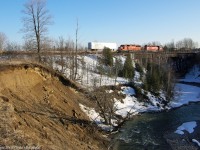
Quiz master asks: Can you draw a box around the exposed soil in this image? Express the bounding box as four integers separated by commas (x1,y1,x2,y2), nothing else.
0,62,108,150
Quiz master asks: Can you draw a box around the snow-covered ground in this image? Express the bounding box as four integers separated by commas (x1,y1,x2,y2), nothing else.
79,61,200,131
179,65,200,83
169,83,200,107
79,55,129,88
114,87,143,117
114,87,166,117
80,86,170,131
52,54,200,131
79,104,116,131
52,54,129,89
170,64,200,107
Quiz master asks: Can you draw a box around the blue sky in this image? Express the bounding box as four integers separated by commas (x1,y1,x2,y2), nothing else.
0,0,200,47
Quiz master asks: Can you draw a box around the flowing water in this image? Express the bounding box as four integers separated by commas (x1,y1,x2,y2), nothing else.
112,102,200,150
1,53,199,149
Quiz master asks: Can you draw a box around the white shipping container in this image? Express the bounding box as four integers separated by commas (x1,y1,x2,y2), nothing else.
88,42,117,51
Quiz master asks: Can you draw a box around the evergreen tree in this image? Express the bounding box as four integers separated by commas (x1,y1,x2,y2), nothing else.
102,47,113,66
135,63,143,76
122,53,134,80
144,63,161,93
143,62,175,98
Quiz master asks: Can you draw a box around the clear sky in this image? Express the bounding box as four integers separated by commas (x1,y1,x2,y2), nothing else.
0,0,200,47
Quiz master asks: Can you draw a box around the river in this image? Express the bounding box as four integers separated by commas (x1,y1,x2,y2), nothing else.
112,102,200,150
1,53,199,149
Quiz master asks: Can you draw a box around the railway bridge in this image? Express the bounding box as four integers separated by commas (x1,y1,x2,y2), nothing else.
116,50,200,72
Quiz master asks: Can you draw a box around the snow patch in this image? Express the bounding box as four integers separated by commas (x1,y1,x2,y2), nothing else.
114,87,165,118
179,65,200,83
192,139,200,147
175,121,197,135
170,83,200,108
106,90,114,93
79,104,115,131
83,55,98,66
121,86,135,96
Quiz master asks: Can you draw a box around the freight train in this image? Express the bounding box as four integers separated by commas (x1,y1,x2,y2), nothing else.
87,42,163,52
88,42,117,51
118,44,163,52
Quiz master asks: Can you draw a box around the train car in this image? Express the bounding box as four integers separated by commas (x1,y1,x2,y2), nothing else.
119,44,142,51
144,45,163,52
88,42,117,51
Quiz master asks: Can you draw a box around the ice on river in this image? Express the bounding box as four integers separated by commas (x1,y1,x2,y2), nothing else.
170,83,200,108
175,121,197,135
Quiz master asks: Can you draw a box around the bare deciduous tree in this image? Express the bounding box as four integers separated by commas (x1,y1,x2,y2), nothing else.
56,36,66,73
23,39,35,51
73,19,79,80
65,37,74,52
6,41,21,51
0,32,7,51
92,87,117,125
41,37,54,51
181,38,197,50
113,58,123,85
21,0,52,53
165,40,175,51
166,38,198,51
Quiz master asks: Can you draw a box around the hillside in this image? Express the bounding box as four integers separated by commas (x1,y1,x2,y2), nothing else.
0,62,107,150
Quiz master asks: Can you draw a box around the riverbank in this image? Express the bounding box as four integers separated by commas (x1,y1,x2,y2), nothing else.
110,102,200,150
109,64,200,150
80,64,200,133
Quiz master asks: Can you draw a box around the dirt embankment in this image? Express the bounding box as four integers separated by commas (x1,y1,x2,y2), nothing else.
0,62,108,150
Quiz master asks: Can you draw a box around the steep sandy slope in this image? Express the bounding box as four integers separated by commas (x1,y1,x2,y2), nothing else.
0,63,107,150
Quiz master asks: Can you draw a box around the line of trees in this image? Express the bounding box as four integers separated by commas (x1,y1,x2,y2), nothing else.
0,32,23,51
1,0,199,53
0,0,84,53
92,50,176,127
97,48,135,84
99,48,175,99
143,62,175,100
164,38,198,51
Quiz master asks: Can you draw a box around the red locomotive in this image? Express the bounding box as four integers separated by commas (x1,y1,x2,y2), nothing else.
119,44,142,51
118,44,163,52
144,45,163,52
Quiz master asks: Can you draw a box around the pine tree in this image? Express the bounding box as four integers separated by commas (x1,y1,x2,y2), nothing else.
135,63,143,76
143,61,175,100
102,47,113,66
144,63,161,93
122,53,134,80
